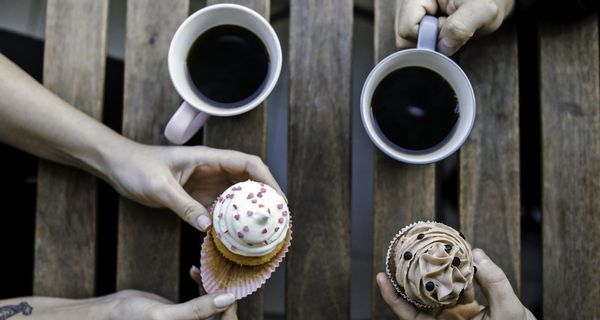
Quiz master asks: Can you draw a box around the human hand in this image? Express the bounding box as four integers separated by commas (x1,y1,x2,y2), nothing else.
104,143,283,232
106,289,236,320
395,0,515,55
377,248,536,319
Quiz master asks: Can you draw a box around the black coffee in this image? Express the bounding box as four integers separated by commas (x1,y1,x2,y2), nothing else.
371,66,459,152
186,25,269,106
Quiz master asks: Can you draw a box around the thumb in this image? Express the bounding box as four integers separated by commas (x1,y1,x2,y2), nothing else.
161,178,212,232
157,292,236,319
437,0,499,55
472,249,520,308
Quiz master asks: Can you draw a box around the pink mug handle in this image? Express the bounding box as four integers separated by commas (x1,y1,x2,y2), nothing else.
164,102,210,145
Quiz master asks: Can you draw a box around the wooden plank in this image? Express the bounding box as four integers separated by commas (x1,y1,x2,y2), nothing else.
458,23,521,295
203,0,270,318
34,0,108,297
286,0,352,319
117,0,189,301
539,15,600,319
371,1,436,318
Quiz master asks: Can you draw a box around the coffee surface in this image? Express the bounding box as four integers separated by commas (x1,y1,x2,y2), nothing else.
186,25,269,106
371,66,459,152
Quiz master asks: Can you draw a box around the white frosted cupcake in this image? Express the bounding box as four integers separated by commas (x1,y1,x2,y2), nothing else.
200,180,292,299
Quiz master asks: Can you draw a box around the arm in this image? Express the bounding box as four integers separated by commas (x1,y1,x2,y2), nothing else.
0,290,237,320
0,297,108,320
0,53,283,232
0,53,126,182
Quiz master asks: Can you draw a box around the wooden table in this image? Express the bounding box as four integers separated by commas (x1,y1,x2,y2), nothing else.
17,0,600,319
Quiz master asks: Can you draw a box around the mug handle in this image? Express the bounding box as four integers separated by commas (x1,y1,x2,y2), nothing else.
417,16,438,51
164,101,210,145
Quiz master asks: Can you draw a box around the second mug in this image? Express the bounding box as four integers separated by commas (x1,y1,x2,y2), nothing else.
165,4,282,145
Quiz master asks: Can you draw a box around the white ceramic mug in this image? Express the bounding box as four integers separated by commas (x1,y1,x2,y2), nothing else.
165,4,282,145
360,16,476,164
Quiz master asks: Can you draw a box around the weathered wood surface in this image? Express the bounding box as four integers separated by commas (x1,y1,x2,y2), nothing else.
458,23,521,295
371,1,436,318
204,0,270,318
286,0,353,318
539,15,600,319
34,0,108,297
117,0,189,301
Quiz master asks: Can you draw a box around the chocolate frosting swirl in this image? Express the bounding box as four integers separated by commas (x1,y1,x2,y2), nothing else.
391,222,474,308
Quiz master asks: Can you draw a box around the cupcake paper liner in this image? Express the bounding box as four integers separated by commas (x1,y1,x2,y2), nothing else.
200,204,292,299
385,220,441,310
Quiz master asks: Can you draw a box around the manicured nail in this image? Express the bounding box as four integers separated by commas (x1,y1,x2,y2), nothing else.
438,38,456,56
472,249,489,264
197,215,212,231
190,265,200,274
214,293,235,308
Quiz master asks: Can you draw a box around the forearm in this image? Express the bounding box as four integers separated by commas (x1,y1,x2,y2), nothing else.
0,53,135,181
0,296,113,320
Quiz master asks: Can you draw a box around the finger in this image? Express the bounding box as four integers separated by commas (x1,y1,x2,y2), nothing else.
221,302,238,320
161,178,212,232
395,0,437,49
472,249,521,308
190,265,202,286
376,272,433,320
157,293,236,320
437,0,499,55
207,149,285,200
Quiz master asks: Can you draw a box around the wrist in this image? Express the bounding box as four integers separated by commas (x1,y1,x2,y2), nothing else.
93,134,141,186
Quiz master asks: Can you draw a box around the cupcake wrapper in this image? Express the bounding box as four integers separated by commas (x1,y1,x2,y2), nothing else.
385,220,442,310
201,210,292,299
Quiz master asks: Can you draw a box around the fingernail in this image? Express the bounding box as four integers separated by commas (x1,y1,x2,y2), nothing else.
214,293,235,308
197,215,212,231
376,273,385,286
190,265,200,274
472,249,489,264
438,38,456,56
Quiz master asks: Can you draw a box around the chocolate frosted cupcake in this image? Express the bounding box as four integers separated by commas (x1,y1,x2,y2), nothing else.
201,180,292,299
386,221,474,309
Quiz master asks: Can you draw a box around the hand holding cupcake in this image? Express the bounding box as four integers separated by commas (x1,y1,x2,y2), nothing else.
201,180,292,299
386,221,474,309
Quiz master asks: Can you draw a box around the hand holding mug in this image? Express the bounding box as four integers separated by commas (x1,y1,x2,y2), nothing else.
361,16,475,164
395,0,516,56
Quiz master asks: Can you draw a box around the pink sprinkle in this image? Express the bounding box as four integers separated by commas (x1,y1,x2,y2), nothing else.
278,217,284,224
264,240,269,245
237,232,244,238
231,245,237,251
257,192,263,198
247,193,254,199
259,204,264,208
224,230,229,234
233,186,242,191
247,211,253,217
234,214,240,220
277,204,284,210
261,188,267,193
226,193,234,199
282,211,288,217
262,228,267,234
252,199,258,203
247,243,253,246
217,232,221,238
268,208,271,214
243,226,249,232
275,227,280,232
260,183,264,187
218,213,223,219
233,204,238,210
